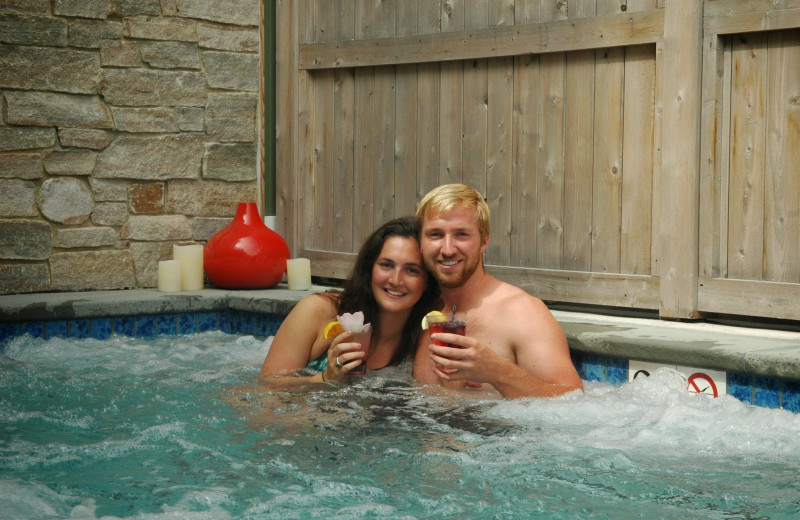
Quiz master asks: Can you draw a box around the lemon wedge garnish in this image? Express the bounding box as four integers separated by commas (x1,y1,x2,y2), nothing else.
421,310,445,330
323,321,344,339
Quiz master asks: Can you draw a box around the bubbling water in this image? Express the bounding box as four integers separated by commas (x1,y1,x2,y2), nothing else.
1,332,799,519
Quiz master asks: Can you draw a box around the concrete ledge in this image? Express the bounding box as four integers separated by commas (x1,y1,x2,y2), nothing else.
556,310,800,381
2,288,800,382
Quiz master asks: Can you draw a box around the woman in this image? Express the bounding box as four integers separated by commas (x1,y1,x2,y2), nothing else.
259,217,439,383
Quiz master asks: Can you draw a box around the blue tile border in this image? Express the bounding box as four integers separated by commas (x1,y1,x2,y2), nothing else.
2,314,800,414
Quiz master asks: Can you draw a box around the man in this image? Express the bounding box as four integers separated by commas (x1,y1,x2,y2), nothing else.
413,183,584,398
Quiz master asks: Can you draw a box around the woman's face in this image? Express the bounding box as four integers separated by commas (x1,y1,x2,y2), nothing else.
371,235,427,315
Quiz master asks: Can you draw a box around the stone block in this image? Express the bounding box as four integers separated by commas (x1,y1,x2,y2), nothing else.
160,0,179,16
190,217,230,241
38,177,94,225
90,202,127,225
68,19,123,49
5,91,113,129
0,219,52,260
0,263,50,294
0,14,67,46
198,23,258,52
203,50,258,91
0,127,55,151
0,46,99,94
89,179,128,201
203,143,256,181
100,40,142,67
124,15,197,41
49,250,136,291
53,0,108,19
44,150,97,176
129,182,164,214
175,0,259,26
129,240,173,287
140,41,201,69
0,0,50,14
95,134,204,180
0,179,37,216
99,69,206,107
110,0,161,16
0,153,43,179
174,107,204,131
111,107,179,133
206,92,257,142
54,227,117,248
121,214,192,240
167,179,257,217
58,128,114,150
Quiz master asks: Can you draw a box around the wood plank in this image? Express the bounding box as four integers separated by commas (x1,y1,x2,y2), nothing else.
313,69,335,251
276,0,302,254
705,5,800,35
332,68,355,251
486,56,514,265
298,10,665,69
728,32,768,281
591,46,624,274
658,0,702,318
704,0,800,17
764,31,800,282
536,52,566,270
353,66,375,246
394,3,418,216
563,49,595,271
698,277,800,320
332,2,355,252
299,0,317,255
698,34,725,280
650,41,664,277
487,265,661,309
620,44,655,275
438,2,464,185
374,65,397,226
510,53,539,267
462,0,488,191
415,2,441,202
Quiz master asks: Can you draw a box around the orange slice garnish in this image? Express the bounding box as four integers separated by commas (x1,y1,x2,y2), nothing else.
323,321,345,339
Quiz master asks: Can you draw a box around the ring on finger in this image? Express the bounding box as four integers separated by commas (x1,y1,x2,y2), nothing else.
335,356,343,369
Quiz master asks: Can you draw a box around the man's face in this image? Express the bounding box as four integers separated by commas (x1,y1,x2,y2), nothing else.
419,206,488,289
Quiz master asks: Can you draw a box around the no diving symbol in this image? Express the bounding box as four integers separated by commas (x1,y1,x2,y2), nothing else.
687,372,719,398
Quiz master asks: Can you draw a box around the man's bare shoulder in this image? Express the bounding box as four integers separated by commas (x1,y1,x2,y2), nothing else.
482,278,550,315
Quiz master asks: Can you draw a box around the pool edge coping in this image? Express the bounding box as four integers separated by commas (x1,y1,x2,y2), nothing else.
2,287,800,381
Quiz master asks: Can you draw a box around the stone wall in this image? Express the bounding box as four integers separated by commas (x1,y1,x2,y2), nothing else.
0,0,261,294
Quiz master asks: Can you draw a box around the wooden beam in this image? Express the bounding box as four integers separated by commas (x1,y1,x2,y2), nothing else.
487,266,660,309
299,9,664,69
698,278,800,320
659,1,704,318
705,7,800,35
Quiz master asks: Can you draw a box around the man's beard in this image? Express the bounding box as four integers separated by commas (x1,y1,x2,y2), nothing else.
426,256,480,289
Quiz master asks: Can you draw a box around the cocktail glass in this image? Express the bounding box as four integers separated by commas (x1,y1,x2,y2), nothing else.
347,322,372,376
427,312,466,372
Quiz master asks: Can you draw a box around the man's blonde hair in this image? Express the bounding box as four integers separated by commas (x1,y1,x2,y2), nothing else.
416,183,490,241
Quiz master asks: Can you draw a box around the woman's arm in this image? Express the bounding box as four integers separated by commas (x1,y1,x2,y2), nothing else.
259,293,336,379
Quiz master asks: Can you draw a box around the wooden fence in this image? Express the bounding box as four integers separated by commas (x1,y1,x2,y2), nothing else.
271,0,800,322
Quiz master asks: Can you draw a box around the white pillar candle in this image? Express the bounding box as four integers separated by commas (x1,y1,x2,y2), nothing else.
286,258,312,290
157,260,183,293
173,244,204,291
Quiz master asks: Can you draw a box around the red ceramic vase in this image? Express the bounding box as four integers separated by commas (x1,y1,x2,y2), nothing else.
204,202,291,289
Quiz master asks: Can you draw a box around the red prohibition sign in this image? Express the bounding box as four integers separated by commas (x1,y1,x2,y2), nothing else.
687,372,719,398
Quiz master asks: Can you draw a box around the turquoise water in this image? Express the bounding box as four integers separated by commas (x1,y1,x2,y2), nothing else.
1,332,799,519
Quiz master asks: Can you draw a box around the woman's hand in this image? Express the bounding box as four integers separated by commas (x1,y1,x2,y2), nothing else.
322,331,366,382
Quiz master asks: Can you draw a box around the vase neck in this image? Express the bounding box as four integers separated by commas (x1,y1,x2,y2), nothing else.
236,202,260,225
